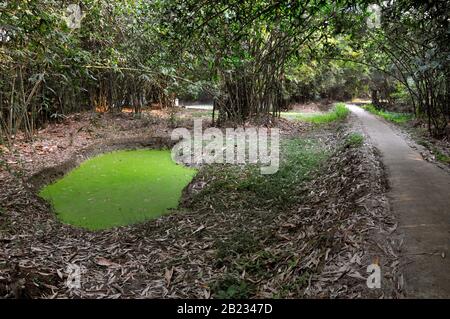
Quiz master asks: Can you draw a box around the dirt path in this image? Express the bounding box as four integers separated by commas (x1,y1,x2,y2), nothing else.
347,104,450,298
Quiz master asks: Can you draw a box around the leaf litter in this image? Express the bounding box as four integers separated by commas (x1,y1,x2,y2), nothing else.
0,111,403,298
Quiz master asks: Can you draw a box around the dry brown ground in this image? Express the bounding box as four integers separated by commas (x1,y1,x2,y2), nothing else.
0,110,402,298
288,101,335,113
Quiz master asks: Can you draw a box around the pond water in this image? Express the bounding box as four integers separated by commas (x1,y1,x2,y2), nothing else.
39,149,197,230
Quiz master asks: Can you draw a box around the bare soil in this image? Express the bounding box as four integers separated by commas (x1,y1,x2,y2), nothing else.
289,100,335,113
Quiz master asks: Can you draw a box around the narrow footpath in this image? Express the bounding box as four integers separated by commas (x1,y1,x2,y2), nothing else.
347,104,450,298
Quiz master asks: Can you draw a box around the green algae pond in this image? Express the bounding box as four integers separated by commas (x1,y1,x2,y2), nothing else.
39,149,197,230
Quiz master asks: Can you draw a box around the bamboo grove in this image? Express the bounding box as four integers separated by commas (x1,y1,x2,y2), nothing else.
1,0,449,142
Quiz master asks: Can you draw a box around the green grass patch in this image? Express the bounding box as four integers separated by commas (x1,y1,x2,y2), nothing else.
276,270,311,298
362,104,413,124
188,138,329,211
215,231,261,262
415,138,450,165
279,111,304,119
190,111,213,118
211,275,256,299
39,149,197,230
435,150,450,164
281,103,349,124
345,133,364,148
193,137,330,298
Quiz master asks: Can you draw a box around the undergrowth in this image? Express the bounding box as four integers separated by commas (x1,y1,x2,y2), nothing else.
183,137,331,298
345,133,364,148
417,139,450,164
281,103,349,124
362,104,413,124
185,138,329,212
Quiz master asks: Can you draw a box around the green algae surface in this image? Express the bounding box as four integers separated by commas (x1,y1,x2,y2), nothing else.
39,149,197,230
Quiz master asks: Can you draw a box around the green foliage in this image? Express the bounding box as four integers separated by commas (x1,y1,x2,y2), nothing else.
211,275,255,299
168,107,179,128
188,138,328,212
389,82,413,108
159,1,363,122
285,39,370,102
435,150,450,165
363,104,413,124
416,139,450,165
345,133,364,148
1,1,448,136
215,231,260,262
0,0,180,140
291,103,349,124
351,1,449,136
233,251,277,278
277,271,311,297
190,111,213,118
40,150,197,230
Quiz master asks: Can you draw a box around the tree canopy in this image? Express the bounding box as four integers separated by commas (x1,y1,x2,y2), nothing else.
1,0,448,139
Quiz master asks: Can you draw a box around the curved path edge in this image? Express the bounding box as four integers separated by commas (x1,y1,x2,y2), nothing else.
347,104,450,298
